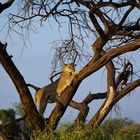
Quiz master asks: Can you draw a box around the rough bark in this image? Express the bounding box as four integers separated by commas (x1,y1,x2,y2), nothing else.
0,131,7,140
87,79,140,128
86,61,140,128
75,58,115,127
0,42,45,130
78,38,140,81
48,38,140,129
87,89,116,127
48,80,81,129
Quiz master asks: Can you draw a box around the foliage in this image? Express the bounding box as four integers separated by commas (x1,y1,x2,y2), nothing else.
113,130,140,140
30,118,140,140
13,102,33,138
0,105,32,140
0,108,21,139
13,102,25,116
0,109,15,122
101,117,134,134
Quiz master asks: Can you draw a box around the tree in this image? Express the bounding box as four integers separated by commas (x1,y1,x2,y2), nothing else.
0,0,140,134
0,109,24,139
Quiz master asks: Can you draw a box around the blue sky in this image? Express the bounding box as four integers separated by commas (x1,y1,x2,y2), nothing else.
0,4,140,124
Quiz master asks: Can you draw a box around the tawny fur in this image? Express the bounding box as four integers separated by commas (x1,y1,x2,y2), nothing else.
57,64,79,95
27,64,79,116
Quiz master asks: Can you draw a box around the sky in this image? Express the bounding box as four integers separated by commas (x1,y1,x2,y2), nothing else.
0,2,140,124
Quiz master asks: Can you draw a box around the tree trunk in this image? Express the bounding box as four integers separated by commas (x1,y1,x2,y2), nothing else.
0,42,45,130
48,79,81,129
87,94,116,128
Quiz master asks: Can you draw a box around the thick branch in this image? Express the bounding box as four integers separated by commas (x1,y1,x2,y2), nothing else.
105,59,115,89
116,79,140,102
118,6,134,27
69,100,83,111
83,92,107,105
89,8,106,38
78,38,140,81
0,0,14,13
48,82,81,129
96,1,139,9
125,24,140,32
75,92,107,127
0,42,45,130
86,79,140,128
92,37,107,58
48,38,140,129
75,59,115,126
86,61,116,127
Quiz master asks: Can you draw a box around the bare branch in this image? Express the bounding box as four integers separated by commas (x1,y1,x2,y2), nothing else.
0,0,14,13
89,8,106,38
116,61,133,89
49,72,61,83
96,1,140,9
78,38,140,81
116,79,140,101
118,6,134,27
44,0,63,20
83,92,107,105
2,115,26,129
86,78,140,128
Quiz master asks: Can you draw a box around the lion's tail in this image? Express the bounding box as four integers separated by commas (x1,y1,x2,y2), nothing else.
27,83,40,91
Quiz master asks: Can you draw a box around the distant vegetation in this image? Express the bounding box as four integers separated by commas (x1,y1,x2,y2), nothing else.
1,108,140,140
31,118,140,140
0,108,31,139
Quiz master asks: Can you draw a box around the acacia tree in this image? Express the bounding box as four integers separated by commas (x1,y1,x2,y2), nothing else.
0,0,140,133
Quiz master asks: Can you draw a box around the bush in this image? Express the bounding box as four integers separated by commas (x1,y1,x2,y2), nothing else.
112,129,140,140
101,117,134,134
30,125,109,140
30,118,140,140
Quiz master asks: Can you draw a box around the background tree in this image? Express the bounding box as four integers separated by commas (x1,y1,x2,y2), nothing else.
0,0,140,134
0,108,23,139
